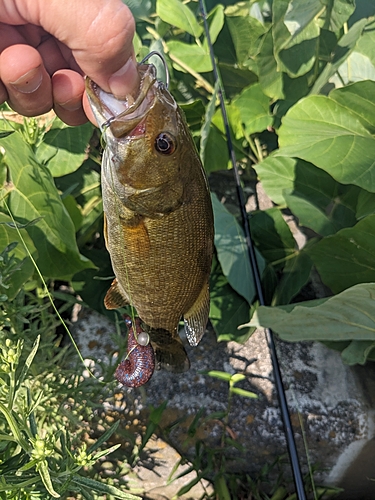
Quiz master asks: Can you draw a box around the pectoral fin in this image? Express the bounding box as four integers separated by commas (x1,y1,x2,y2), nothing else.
184,283,210,346
104,278,129,310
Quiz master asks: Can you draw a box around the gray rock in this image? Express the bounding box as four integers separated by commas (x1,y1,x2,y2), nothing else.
72,308,375,498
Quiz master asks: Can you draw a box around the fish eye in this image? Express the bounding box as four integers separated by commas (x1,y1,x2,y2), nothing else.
155,132,176,155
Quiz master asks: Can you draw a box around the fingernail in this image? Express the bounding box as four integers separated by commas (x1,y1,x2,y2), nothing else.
10,66,43,94
58,97,82,112
108,57,140,98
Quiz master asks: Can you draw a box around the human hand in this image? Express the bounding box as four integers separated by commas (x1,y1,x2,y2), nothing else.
0,0,139,126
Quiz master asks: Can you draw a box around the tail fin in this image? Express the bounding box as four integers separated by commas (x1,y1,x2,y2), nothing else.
144,324,190,373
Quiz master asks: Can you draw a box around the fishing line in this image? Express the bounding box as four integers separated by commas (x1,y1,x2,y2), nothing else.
198,1,307,498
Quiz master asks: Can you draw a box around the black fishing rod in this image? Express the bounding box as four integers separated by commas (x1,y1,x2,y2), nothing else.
198,1,307,498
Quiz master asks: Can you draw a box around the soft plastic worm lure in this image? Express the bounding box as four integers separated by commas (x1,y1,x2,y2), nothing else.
115,315,155,388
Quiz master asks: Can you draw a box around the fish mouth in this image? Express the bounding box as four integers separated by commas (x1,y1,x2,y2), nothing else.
86,64,158,138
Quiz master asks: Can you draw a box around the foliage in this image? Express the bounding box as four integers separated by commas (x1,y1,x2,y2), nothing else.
0,244,140,499
162,371,340,500
125,0,375,366
1,0,375,495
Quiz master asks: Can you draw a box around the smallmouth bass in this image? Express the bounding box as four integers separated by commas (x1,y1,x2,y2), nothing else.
86,62,214,374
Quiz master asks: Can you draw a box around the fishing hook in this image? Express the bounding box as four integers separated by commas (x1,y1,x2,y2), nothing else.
100,51,170,135
139,50,170,89
198,1,307,498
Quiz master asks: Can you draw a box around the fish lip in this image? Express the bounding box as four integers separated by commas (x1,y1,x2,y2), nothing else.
86,64,158,137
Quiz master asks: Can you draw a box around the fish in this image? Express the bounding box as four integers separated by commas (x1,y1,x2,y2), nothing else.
86,61,214,375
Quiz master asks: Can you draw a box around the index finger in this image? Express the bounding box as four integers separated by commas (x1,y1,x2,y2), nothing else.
1,0,139,97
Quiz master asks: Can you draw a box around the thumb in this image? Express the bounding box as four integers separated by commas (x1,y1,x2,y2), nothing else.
4,0,139,96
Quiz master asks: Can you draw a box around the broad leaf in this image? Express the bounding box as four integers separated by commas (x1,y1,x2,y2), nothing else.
226,14,266,64
284,0,323,36
156,0,203,38
232,83,272,136
212,194,264,304
1,132,94,279
307,214,375,293
250,207,296,265
272,251,313,305
36,118,93,177
330,80,375,135
283,188,356,236
310,19,367,94
209,258,254,343
167,41,212,73
356,189,375,219
257,29,284,100
0,214,36,299
277,95,375,191
256,156,351,208
248,283,375,342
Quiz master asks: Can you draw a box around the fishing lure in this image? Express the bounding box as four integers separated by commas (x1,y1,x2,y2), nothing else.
115,315,155,388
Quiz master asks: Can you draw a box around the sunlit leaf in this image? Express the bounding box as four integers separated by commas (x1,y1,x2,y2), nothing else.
307,214,375,293
156,0,202,37
248,283,375,342
36,118,93,177
277,95,375,191
1,132,94,280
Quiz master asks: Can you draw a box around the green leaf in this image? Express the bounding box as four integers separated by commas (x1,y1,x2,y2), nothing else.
36,119,93,177
201,125,229,173
226,14,266,64
232,83,272,136
356,189,375,219
307,214,375,293
16,336,40,393
167,41,212,73
310,19,367,94
330,80,375,135
272,251,312,305
200,80,219,166
250,207,296,265
324,0,356,32
248,283,375,343
283,0,323,36
0,213,36,299
279,21,319,77
331,51,375,87
212,194,264,304
37,460,60,498
277,95,375,191
341,340,375,365
1,132,94,279
71,475,141,499
156,0,203,37
230,373,246,384
86,421,120,455
180,100,205,131
204,4,225,46
257,29,284,99
230,387,258,398
0,131,14,139
283,189,350,236
209,258,254,343
206,370,232,382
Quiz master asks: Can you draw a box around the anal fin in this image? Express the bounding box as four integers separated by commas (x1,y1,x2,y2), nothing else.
184,283,210,346
104,278,129,310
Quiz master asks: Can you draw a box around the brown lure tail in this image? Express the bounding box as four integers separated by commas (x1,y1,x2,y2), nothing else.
115,316,155,388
